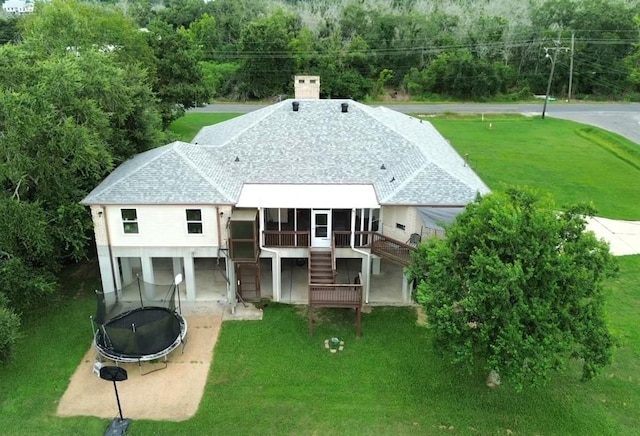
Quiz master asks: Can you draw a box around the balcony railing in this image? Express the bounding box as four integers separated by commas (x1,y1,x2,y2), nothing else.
263,230,310,247
333,231,416,265
262,229,416,265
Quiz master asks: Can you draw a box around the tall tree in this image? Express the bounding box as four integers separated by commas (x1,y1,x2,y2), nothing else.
0,1,167,327
20,0,155,69
145,18,210,126
407,188,617,391
208,0,266,54
237,10,298,99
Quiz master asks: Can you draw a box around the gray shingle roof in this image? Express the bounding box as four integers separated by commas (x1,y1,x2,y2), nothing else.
82,99,490,206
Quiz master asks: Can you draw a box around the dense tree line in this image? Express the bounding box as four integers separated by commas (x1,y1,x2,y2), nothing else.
109,0,640,101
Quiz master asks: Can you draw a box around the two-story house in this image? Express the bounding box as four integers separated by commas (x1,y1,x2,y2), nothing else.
82,76,490,312
1,0,34,14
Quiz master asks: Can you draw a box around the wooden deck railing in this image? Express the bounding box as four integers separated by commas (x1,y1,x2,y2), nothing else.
334,231,416,266
370,233,415,266
263,229,415,266
330,230,338,273
332,231,377,248
332,231,351,248
263,230,310,247
309,273,364,337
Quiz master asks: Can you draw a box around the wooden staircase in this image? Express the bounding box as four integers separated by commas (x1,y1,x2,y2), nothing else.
308,247,363,337
309,248,335,284
236,262,261,302
369,235,417,266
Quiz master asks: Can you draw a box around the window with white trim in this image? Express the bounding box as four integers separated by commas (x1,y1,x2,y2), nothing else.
121,209,138,234
186,209,203,234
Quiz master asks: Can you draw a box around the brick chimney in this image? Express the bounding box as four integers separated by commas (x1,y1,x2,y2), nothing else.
294,75,320,99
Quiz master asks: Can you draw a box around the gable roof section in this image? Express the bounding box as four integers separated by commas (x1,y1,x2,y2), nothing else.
82,99,490,206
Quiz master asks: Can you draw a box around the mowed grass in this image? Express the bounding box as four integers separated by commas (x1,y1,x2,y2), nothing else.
168,112,241,142
135,269,640,436
2,256,639,435
428,115,640,219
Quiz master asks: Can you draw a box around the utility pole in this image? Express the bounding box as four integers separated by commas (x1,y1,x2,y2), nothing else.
567,32,575,102
541,36,569,120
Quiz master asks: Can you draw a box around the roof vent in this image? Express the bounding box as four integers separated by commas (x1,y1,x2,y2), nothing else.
341,102,349,113
292,101,300,112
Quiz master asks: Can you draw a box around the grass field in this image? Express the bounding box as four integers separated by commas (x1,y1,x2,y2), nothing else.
168,112,240,142
1,112,639,435
428,115,640,220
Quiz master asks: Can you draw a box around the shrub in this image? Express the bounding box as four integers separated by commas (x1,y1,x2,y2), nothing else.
0,304,21,364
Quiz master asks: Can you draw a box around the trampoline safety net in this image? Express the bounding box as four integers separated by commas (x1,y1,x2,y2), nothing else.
94,277,186,360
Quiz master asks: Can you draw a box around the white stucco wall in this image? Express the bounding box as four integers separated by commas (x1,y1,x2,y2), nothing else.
381,206,423,242
98,204,227,248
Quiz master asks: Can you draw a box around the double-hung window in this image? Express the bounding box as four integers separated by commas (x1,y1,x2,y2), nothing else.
121,209,138,234
186,209,203,234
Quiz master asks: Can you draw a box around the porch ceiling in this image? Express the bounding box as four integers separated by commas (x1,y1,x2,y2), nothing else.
236,183,379,209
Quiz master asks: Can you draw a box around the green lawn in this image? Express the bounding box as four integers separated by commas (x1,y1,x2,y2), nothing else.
168,112,241,142
1,256,639,435
429,115,640,220
1,112,639,434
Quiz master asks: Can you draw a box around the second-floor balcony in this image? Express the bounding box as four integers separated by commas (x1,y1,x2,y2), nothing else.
262,230,416,266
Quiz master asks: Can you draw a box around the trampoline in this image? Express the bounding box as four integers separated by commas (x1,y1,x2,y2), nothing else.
92,274,188,373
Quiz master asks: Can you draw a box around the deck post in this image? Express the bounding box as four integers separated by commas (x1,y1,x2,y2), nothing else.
401,274,412,304
140,256,154,293
121,257,133,286
183,255,196,301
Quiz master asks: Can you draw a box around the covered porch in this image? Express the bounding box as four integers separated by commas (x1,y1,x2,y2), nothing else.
114,256,409,305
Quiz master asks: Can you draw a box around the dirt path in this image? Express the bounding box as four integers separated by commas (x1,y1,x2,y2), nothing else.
56,314,222,422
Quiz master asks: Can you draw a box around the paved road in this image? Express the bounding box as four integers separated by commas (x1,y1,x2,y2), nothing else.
193,102,640,145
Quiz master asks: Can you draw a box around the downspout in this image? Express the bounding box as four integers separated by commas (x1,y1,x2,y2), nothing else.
215,205,233,311
350,208,371,304
215,205,223,250
101,205,119,299
258,207,280,302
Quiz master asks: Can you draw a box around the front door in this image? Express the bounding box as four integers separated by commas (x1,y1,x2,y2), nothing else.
311,209,331,247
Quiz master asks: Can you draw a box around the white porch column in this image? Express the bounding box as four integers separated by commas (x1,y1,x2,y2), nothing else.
272,255,281,302
172,257,183,279
140,256,154,299
183,255,196,301
402,275,412,304
258,207,281,302
227,259,237,312
96,245,115,294
113,255,122,291
121,257,133,286
361,255,371,304
371,256,381,275
141,256,155,284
